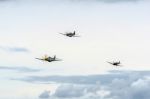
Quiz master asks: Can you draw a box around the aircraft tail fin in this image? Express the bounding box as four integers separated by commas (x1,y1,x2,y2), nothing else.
44,54,48,59
73,31,75,35
54,55,56,59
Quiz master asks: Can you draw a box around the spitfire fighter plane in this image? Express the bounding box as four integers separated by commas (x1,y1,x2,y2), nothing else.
59,31,80,37
36,55,61,62
107,61,122,66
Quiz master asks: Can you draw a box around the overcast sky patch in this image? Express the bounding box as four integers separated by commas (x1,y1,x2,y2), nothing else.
15,70,150,84
0,46,30,53
0,66,40,72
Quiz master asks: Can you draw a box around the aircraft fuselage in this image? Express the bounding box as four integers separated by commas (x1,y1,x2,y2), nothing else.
66,33,75,37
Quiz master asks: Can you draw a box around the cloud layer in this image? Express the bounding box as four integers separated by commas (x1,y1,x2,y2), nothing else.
70,0,143,3
0,66,40,72
17,71,150,84
0,46,29,53
39,90,51,99
14,71,150,99
0,0,145,3
47,76,150,99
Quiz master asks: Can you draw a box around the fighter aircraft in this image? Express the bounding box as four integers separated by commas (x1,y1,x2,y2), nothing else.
36,55,61,62
107,61,122,66
59,31,80,37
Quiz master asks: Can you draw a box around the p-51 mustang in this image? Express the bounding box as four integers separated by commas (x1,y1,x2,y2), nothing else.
36,55,61,62
59,31,80,37
107,61,122,66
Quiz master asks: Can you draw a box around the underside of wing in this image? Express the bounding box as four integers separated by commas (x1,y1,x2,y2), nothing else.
117,65,123,67
35,58,45,61
107,61,113,64
73,35,80,37
55,58,62,61
59,33,66,35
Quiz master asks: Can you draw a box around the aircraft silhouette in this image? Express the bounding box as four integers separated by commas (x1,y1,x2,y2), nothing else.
59,31,80,37
36,55,61,62
107,61,122,66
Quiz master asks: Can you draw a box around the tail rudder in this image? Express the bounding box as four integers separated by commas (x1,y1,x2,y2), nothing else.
44,54,48,59
54,55,56,59
73,31,75,35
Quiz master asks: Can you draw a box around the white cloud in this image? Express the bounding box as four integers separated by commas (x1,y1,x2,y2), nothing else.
39,90,51,99
36,71,150,99
43,84,111,99
111,77,150,99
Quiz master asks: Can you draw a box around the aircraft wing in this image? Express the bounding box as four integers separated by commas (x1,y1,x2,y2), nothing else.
116,64,123,67
73,35,80,37
107,61,113,64
35,58,45,61
59,33,66,35
55,58,62,61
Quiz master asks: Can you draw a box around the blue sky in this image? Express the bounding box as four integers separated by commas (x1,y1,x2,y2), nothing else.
0,0,150,99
